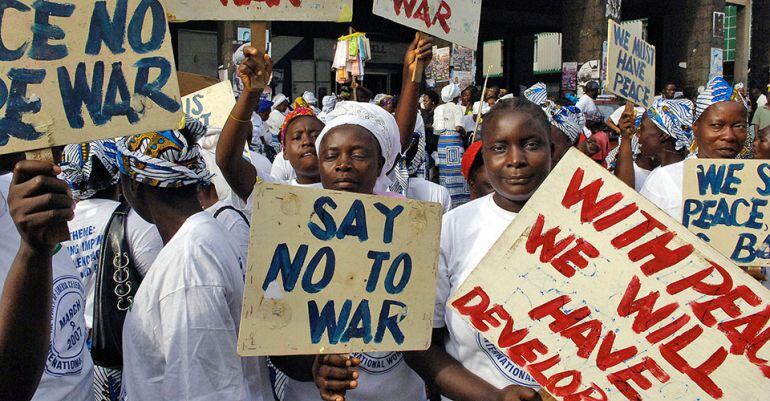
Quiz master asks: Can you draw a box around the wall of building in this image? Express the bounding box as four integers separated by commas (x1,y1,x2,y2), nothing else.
750,0,770,89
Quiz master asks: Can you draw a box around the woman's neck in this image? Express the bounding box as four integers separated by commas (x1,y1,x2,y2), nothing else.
296,174,321,185
150,199,203,244
658,147,687,166
493,192,525,213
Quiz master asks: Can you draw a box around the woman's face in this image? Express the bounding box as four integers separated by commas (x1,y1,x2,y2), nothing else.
584,135,601,156
283,116,324,181
319,125,384,194
693,102,748,159
753,128,770,159
422,95,435,110
461,89,473,105
663,84,677,99
482,111,552,211
637,114,666,159
550,126,574,167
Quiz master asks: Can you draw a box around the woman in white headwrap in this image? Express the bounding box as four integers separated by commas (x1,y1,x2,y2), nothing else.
433,83,470,207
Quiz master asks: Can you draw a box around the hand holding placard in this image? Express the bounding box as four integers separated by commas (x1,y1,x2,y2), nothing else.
407,32,435,83
237,47,273,93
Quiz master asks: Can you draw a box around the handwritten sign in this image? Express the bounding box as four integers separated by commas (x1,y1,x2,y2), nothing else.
165,0,353,22
0,0,182,155
372,0,482,50
682,159,770,267
238,183,442,356
450,148,770,401
182,81,236,129
606,19,656,108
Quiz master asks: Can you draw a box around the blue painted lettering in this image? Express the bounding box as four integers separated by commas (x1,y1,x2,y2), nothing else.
374,202,403,244
0,68,45,145
0,0,30,61
126,0,164,54
85,0,127,55
300,246,335,294
308,196,337,240
29,0,75,61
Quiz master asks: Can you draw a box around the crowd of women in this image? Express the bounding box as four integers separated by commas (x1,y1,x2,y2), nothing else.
0,30,768,401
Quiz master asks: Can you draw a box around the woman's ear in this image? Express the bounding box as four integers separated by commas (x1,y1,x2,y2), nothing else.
377,156,385,176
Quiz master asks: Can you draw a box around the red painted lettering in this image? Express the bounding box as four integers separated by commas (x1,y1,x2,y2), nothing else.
550,238,600,278
746,328,770,378
507,338,549,366
529,295,591,333
659,326,727,398
561,320,603,359
645,314,691,344
718,305,770,356
411,0,432,27
611,210,666,249
431,1,452,33
690,285,762,327
526,214,575,264
546,370,583,396
562,167,624,223
606,357,670,401
562,384,609,401
451,286,495,331
627,230,694,276
593,202,638,232
666,259,733,297
596,331,638,371
393,0,419,17
617,275,679,334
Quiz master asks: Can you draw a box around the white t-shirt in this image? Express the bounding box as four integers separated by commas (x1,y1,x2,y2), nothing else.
121,213,271,401
206,199,251,265
609,105,646,125
633,162,652,192
407,178,452,213
270,151,297,182
576,94,598,117
0,174,93,400
433,103,464,133
64,198,163,328
639,157,691,221
251,151,274,178
758,95,768,110
434,194,539,397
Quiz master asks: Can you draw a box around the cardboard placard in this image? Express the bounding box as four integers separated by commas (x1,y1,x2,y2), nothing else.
182,81,236,129
450,149,770,401
238,183,442,356
606,19,656,108
682,159,770,267
0,0,182,155
372,0,482,50
165,0,353,22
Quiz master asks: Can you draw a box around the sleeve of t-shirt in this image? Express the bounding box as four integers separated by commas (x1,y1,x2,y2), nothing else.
453,106,464,128
433,220,452,328
575,96,588,111
126,211,164,277
639,170,678,219
215,209,251,263
158,285,244,400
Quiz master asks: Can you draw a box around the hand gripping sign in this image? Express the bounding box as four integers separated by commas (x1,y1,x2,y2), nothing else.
450,148,770,401
682,159,770,268
238,183,442,356
0,0,183,155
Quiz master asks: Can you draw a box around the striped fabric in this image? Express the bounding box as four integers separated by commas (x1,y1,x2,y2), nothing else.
437,130,470,207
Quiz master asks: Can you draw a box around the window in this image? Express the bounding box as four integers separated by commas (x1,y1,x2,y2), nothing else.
724,5,737,62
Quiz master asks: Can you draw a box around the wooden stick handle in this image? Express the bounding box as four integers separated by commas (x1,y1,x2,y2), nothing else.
251,22,267,53
411,32,426,83
539,388,558,401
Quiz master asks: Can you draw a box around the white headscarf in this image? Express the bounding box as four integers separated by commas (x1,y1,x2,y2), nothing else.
272,94,288,110
303,91,318,106
441,84,461,103
316,101,401,194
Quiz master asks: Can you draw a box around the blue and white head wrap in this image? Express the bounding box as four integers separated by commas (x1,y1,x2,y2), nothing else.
523,83,548,106
117,117,213,188
524,83,584,143
646,98,694,151
61,139,120,201
695,76,748,121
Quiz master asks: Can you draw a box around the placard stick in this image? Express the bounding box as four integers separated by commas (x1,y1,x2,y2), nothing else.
472,65,493,142
411,32,428,83
248,22,269,92
348,27,358,102
538,389,558,401
25,148,70,243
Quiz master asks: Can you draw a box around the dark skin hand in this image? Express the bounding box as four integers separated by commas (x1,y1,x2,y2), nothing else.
313,354,361,401
693,102,748,159
216,46,273,202
0,160,75,401
395,32,434,151
614,102,638,188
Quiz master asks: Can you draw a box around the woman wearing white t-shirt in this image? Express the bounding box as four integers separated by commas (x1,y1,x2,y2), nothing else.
117,118,272,401
405,98,554,401
0,157,94,401
640,77,749,221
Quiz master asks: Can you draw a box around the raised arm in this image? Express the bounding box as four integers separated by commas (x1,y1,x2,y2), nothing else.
613,102,638,188
217,47,273,202
395,33,433,151
0,160,74,401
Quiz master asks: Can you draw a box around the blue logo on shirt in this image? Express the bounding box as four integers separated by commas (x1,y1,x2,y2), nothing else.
46,275,86,377
475,333,537,387
353,352,404,375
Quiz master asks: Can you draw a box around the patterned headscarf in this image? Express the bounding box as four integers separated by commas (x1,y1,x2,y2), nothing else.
279,107,318,145
317,101,401,194
523,83,548,106
646,98,694,151
61,139,120,201
117,117,213,188
695,76,748,121
293,97,309,109
605,135,641,172
524,83,584,143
